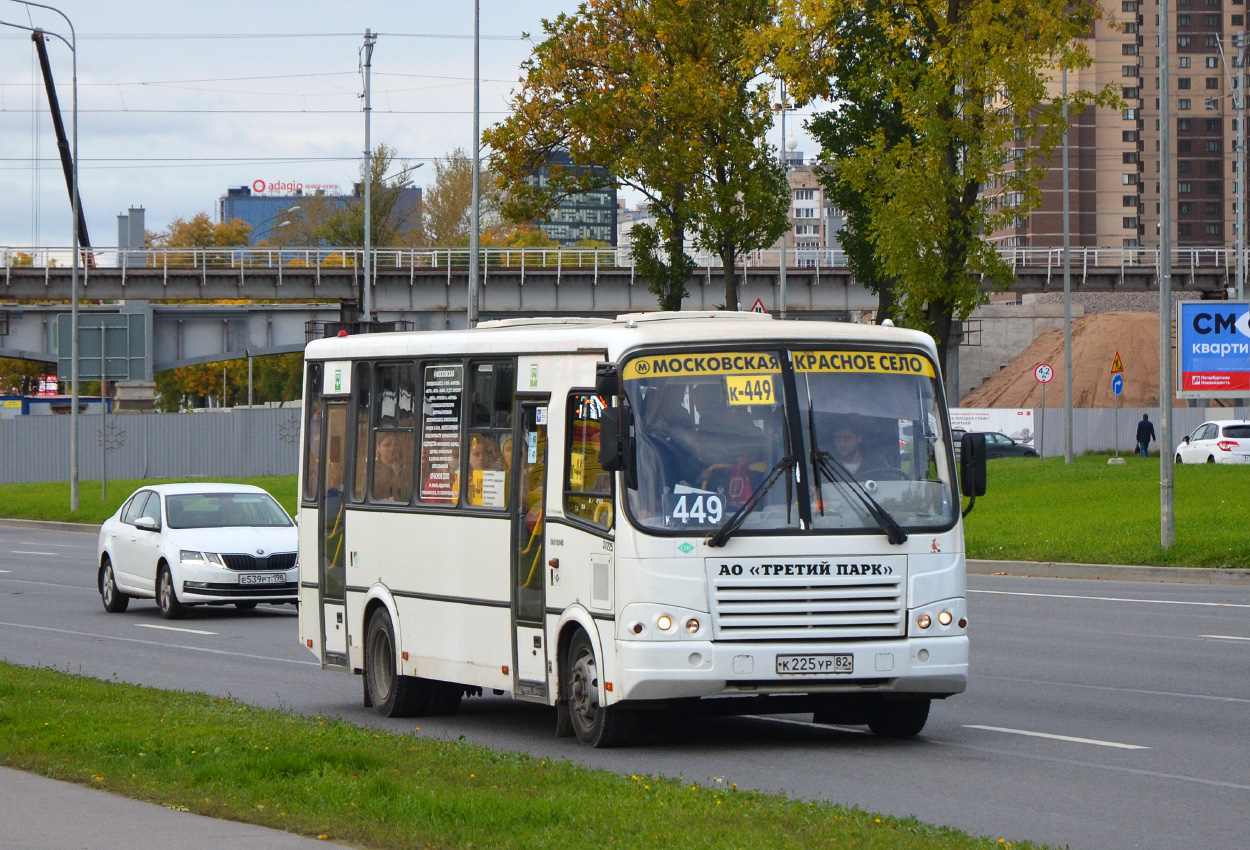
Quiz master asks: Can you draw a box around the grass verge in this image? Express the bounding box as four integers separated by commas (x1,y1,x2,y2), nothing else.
0,476,297,525
0,663,1045,850
2,456,1246,567
965,454,1250,568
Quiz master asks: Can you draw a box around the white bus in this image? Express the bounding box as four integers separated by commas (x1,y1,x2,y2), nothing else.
297,312,985,747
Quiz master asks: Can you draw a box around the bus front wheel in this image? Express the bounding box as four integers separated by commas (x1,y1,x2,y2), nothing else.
564,630,633,747
866,697,930,738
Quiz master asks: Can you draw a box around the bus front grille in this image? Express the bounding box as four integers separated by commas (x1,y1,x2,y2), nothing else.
705,559,906,641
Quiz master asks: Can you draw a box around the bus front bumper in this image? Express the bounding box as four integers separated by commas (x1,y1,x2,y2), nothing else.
610,635,968,703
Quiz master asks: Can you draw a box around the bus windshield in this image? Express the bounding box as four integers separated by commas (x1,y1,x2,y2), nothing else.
621,347,957,536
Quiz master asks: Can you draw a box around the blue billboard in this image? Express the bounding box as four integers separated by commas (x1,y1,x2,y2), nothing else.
1176,301,1250,398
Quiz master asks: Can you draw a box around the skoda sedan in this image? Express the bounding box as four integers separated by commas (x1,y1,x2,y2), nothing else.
97,483,298,619
1175,420,1250,464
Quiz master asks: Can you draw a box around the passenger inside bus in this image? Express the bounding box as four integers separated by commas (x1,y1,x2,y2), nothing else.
372,431,412,503
689,380,781,507
467,434,507,507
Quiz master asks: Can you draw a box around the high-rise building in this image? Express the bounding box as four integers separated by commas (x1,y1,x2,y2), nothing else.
524,151,618,246
993,1,1247,251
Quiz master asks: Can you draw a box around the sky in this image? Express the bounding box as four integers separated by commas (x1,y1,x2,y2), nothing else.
0,0,820,248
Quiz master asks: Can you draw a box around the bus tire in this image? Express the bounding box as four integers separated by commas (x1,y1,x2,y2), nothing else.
364,608,427,717
866,697,930,738
426,682,463,716
564,629,634,747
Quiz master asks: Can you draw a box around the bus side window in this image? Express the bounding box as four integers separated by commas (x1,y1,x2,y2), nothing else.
302,363,323,503
565,392,613,531
464,360,514,509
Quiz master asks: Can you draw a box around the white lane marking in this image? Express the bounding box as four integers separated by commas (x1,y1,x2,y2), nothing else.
0,621,316,666
0,570,10,574
964,724,1149,750
1201,634,1250,642
969,589,1250,609
136,624,218,636
979,673,1250,705
10,551,58,556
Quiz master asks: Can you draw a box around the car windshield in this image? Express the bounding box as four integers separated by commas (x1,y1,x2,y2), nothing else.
165,492,293,529
621,347,957,535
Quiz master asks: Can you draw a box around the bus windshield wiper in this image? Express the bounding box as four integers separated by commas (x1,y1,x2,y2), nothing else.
812,449,908,545
705,455,795,549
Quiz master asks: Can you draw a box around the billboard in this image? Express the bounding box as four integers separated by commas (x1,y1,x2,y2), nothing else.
950,408,1035,447
1176,301,1250,398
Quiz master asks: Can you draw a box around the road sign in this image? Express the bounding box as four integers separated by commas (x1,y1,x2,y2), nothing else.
1034,363,1054,384
750,298,767,314
1111,351,1124,374
1112,374,1123,396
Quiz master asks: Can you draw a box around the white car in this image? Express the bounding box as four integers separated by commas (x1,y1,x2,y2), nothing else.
97,483,298,619
1174,419,1250,465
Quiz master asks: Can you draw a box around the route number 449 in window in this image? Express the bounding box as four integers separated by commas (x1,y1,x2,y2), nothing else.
668,493,724,525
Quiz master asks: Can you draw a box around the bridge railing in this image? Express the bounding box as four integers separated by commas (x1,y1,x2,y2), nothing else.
2,245,1246,276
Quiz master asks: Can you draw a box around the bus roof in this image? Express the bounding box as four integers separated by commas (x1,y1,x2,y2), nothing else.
304,311,939,363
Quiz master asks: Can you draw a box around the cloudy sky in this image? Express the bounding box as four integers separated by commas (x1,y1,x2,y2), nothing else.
0,1,818,247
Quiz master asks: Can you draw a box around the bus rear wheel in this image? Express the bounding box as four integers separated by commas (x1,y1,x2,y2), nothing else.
364,608,462,717
564,630,633,747
866,697,930,738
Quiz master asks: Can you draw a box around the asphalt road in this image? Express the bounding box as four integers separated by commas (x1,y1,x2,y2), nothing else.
1,523,1247,850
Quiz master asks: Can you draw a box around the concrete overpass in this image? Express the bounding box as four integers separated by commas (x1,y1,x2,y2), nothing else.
0,245,1240,372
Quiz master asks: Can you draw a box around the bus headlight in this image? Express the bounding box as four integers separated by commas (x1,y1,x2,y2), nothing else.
908,598,967,636
656,614,673,631
937,610,953,626
684,618,700,634
917,614,932,630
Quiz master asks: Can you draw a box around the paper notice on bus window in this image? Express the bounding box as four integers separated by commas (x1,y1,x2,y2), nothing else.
480,471,507,508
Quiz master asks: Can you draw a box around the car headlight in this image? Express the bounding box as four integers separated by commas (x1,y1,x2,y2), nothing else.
180,550,224,565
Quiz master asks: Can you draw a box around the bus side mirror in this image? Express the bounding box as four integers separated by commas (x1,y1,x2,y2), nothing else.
598,406,637,489
959,432,987,497
595,362,620,399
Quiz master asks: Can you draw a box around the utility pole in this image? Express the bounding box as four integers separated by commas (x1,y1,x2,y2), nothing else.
468,0,481,327
1062,67,1073,465
1160,0,1175,548
778,80,788,319
361,29,376,325
1238,32,1246,301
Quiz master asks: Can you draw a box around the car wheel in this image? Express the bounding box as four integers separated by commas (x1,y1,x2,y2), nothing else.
234,601,258,610
564,629,634,747
157,565,185,620
99,558,129,614
1175,454,1183,464
1024,451,1038,458
1207,455,1216,464
866,697,930,738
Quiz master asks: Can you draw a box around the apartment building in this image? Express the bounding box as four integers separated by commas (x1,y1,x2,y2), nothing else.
993,0,1247,250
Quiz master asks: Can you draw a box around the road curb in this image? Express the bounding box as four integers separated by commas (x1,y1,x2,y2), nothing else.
968,559,1250,585
0,518,100,534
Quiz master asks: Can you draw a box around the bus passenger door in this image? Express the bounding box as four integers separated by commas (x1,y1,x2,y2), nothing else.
319,400,349,667
511,401,549,700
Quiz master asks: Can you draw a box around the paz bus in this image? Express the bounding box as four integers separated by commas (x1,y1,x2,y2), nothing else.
297,312,986,747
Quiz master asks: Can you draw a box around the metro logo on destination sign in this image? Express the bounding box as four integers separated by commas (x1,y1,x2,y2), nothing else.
792,351,936,377
623,353,780,380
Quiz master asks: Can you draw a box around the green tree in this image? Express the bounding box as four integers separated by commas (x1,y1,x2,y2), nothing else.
0,358,48,395
153,354,303,412
484,0,788,312
771,0,1115,369
155,213,252,248
315,143,421,247
418,148,508,246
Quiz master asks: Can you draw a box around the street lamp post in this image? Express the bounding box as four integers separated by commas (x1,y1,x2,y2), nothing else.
1,2,79,510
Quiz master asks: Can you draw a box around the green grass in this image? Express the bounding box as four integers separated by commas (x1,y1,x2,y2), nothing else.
965,454,1250,568
0,476,297,525
0,663,1047,850
3,456,1245,568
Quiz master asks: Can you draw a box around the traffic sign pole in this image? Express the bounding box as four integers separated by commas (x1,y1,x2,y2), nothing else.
1034,364,1053,459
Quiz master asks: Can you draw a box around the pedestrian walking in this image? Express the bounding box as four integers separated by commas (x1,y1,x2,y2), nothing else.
1136,413,1156,458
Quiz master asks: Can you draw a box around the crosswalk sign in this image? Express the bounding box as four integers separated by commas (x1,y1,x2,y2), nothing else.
1111,351,1124,374
751,298,767,314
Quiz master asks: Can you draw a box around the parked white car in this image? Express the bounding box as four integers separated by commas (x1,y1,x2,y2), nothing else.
1174,420,1250,465
97,483,298,618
